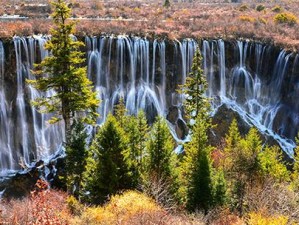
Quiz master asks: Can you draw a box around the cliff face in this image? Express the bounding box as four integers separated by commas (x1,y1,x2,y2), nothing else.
0,36,298,172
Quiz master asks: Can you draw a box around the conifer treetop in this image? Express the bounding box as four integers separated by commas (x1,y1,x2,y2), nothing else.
28,0,99,137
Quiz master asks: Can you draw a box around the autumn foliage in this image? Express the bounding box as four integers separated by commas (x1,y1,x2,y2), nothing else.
0,179,70,225
0,0,298,49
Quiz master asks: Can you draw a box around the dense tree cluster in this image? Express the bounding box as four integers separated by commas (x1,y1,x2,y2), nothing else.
28,1,299,223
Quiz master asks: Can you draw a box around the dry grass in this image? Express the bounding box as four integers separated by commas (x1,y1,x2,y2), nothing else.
0,0,297,50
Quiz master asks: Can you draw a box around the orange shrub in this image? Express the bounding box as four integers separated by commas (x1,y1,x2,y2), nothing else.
0,180,71,225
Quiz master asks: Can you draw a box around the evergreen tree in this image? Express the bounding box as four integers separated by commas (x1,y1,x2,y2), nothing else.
143,116,179,206
223,125,262,181
28,0,99,143
125,111,149,186
179,48,224,212
179,48,208,127
84,114,133,204
182,113,214,213
258,145,290,182
225,119,241,153
213,169,227,206
222,118,242,172
225,126,262,215
114,97,127,128
65,120,88,198
238,128,262,182
146,116,176,181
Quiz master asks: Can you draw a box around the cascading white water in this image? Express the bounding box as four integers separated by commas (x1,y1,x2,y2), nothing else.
0,36,298,173
86,36,166,124
14,37,30,167
0,36,65,173
26,36,64,161
0,41,14,174
204,40,296,156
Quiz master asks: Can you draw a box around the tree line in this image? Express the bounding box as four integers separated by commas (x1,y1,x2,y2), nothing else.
28,0,299,218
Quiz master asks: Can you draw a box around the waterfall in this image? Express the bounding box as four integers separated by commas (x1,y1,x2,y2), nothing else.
0,36,64,173
0,36,298,173
213,41,295,155
14,37,30,167
0,41,13,173
86,36,167,123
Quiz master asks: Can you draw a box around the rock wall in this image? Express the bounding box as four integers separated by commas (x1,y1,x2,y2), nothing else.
0,36,298,173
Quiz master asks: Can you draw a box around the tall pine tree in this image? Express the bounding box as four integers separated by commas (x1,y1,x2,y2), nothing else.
125,111,149,186
143,116,179,206
83,114,133,204
179,48,208,126
182,112,214,212
146,116,176,180
179,48,226,212
28,0,99,143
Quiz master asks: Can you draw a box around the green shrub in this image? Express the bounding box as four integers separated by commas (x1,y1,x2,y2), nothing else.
274,12,297,26
272,5,282,13
256,4,265,12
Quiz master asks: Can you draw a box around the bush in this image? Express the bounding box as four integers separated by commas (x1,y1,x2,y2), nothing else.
256,5,265,12
67,195,83,216
274,13,297,26
76,191,166,224
239,4,249,12
272,5,282,13
0,180,70,224
239,15,256,23
247,212,288,225
258,18,267,24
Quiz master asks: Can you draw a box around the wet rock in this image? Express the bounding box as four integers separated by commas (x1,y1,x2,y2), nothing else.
0,163,41,199
0,150,66,199
176,118,188,140
209,104,251,146
167,106,179,124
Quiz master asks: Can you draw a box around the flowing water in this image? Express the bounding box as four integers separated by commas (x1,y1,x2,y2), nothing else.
0,36,298,173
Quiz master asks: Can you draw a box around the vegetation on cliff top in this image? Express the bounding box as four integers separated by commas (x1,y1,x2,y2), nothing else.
0,0,298,49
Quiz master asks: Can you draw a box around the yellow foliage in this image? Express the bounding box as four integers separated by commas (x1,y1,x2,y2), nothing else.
133,7,141,13
239,15,256,23
74,191,165,225
67,195,83,216
247,212,288,225
274,12,297,26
